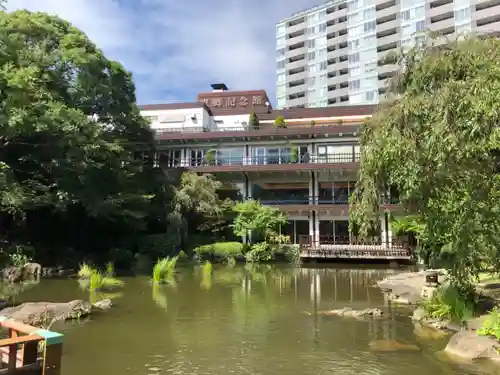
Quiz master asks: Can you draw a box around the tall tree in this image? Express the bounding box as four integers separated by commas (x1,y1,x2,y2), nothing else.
351,36,500,289
0,10,158,262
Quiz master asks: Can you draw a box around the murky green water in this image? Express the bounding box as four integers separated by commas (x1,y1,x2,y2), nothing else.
15,265,496,375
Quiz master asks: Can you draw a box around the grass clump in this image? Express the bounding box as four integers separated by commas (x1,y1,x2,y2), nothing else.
152,256,178,284
89,270,124,291
478,307,500,340
422,284,476,323
78,263,94,279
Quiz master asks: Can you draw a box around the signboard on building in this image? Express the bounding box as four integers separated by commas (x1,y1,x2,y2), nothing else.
200,94,267,109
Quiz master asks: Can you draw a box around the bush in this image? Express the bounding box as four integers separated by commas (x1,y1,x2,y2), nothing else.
273,116,286,128
194,242,244,262
422,284,476,322
478,307,500,340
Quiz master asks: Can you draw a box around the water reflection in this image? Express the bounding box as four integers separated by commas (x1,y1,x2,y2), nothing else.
14,266,494,375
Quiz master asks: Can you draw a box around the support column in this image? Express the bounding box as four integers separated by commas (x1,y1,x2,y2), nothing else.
244,144,250,165
314,211,320,248
313,171,319,204
183,148,190,167
308,172,314,204
379,213,392,248
309,214,315,247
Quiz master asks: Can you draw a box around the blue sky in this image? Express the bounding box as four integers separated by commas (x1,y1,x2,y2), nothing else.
8,0,319,105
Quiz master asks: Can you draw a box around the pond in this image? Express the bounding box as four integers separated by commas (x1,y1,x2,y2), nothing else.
14,265,496,375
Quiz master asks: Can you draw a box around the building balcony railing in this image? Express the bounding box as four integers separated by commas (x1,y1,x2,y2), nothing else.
162,152,360,168
255,197,399,206
299,235,411,249
153,122,354,136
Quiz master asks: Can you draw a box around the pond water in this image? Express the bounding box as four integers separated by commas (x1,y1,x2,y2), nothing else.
15,265,496,375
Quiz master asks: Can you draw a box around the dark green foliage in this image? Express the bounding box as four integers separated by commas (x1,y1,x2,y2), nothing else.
249,111,259,129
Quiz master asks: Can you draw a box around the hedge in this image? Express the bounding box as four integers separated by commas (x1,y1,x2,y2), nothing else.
193,242,245,261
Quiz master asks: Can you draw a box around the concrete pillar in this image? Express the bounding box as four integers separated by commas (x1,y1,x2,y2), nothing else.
314,212,320,248
183,148,190,167
313,172,319,204
379,214,392,248
309,173,314,204
309,214,314,247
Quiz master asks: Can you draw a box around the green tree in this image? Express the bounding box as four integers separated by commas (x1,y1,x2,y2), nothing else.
170,172,233,250
0,10,159,264
249,111,259,130
351,36,500,290
232,200,288,261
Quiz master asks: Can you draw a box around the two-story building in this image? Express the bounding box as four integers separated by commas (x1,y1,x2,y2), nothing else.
141,84,406,257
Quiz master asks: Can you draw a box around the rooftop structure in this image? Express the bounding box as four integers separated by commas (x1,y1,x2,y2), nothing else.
276,0,500,109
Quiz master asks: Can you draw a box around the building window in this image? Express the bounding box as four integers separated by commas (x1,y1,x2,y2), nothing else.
415,5,425,18
416,20,426,32
276,48,285,57
364,21,376,32
317,48,327,57
307,64,317,73
277,36,285,46
348,52,360,63
348,0,361,12
277,60,285,69
349,40,360,49
318,87,327,97
400,10,411,21
349,66,360,76
319,61,328,71
363,7,375,20
318,23,327,32
319,73,327,83
276,24,286,35
307,39,315,48
365,90,377,101
277,72,286,83
276,84,286,96
454,7,471,22
349,79,360,90
307,51,316,60
306,26,316,35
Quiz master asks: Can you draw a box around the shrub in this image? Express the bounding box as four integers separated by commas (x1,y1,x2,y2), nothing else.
246,242,274,262
422,284,476,322
273,116,286,128
310,120,316,126
249,111,259,129
478,307,500,340
194,242,244,262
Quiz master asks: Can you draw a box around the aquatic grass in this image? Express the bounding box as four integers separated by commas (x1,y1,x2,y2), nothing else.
200,261,213,290
89,270,124,291
152,256,179,284
152,284,168,310
105,262,115,277
78,263,94,279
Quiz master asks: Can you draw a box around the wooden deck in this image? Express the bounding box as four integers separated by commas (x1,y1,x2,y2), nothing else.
0,317,63,375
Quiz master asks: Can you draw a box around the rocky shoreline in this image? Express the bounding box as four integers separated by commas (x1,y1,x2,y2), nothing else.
378,270,500,364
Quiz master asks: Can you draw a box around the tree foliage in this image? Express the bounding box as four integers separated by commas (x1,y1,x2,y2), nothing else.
351,36,500,288
0,10,161,264
249,111,259,130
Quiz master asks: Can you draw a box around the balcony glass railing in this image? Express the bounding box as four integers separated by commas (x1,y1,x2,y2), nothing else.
153,122,354,135
247,196,399,205
162,152,361,167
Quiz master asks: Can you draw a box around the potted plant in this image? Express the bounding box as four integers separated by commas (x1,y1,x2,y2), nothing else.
290,145,298,163
336,119,343,125
310,120,316,127
274,116,286,128
205,150,216,165
249,111,259,130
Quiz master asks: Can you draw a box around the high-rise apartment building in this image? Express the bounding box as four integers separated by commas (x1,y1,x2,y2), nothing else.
276,0,500,109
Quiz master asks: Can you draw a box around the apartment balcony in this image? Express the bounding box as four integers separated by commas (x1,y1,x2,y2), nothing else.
237,192,401,215
160,152,361,176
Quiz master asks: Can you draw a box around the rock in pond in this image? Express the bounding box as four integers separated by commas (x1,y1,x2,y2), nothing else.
93,299,112,310
316,307,384,318
0,300,91,326
445,331,500,361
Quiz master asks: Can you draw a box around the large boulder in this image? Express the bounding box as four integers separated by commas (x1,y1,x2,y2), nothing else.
445,331,500,361
93,299,112,310
0,300,92,326
377,270,446,305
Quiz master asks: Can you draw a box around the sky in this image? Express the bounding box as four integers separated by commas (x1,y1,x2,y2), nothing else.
7,0,319,105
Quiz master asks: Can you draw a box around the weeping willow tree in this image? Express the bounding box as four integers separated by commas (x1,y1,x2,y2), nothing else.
350,35,500,289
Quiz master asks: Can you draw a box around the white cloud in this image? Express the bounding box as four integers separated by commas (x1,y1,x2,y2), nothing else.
6,0,317,104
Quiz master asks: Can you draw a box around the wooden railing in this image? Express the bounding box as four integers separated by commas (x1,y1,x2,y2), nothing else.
0,317,63,375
